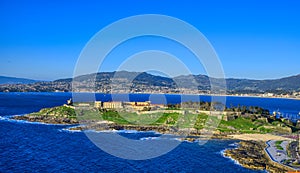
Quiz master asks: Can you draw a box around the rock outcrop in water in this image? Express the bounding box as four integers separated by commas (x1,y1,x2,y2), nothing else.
224,141,295,173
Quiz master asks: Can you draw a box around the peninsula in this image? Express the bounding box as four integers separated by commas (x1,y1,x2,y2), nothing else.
12,99,300,172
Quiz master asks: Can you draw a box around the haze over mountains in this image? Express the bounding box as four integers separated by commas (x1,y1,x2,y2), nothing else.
0,76,37,85
0,71,299,94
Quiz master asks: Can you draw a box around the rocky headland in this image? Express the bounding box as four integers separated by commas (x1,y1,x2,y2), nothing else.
12,105,299,172
13,106,78,124
224,141,295,173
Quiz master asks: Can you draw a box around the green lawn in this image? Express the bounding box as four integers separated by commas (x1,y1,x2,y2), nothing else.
76,109,183,126
66,107,289,134
217,117,256,132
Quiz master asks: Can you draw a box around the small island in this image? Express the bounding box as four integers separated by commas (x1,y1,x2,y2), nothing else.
12,99,300,172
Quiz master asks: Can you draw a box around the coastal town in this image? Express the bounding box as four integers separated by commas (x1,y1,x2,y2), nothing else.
1,81,300,100
1,71,300,100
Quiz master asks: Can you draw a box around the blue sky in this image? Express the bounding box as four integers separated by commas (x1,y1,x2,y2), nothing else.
0,0,299,80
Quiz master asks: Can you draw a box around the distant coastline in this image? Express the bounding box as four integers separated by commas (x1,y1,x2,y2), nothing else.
1,91,300,101
1,71,299,98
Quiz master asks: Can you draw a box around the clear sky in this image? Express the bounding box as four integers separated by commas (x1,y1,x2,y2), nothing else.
0,0,299,80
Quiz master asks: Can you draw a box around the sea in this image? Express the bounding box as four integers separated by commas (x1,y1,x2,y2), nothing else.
1,92,300,172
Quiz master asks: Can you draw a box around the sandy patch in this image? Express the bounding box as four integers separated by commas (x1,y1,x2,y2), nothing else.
228,134,293,141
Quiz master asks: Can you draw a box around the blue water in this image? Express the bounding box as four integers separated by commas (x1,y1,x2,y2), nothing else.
2,92,299,116
1,92,299,172
99,93,300,120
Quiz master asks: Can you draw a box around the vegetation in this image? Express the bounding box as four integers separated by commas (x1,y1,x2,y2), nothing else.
77,109,182,126
153,113,179,125
32,106,76,119
24,102,298,135
74,108,285,134
275,141,284,150
193,114,208,130
218,117,257,133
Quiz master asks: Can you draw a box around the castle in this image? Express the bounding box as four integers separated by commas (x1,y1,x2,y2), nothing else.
94,101,165,111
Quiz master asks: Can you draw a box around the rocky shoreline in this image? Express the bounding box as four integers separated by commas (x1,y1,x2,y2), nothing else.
69,121,230,141
11,114,289,141
13,114,79,124
12,114,229,142
12,113,296,172
224,141,295,173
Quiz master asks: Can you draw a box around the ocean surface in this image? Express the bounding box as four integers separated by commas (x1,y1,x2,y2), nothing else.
1,92,300,172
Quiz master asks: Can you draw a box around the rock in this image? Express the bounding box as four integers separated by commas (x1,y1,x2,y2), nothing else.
12,114,79,125
224,141,293,172
69,126,84,131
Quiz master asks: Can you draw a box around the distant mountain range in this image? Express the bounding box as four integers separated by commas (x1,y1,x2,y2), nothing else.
0,72,299,94
0,76,38,85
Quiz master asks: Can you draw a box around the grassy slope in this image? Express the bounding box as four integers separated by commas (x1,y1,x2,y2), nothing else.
76,110,278,133
31,106,76,119
32,106,292,134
